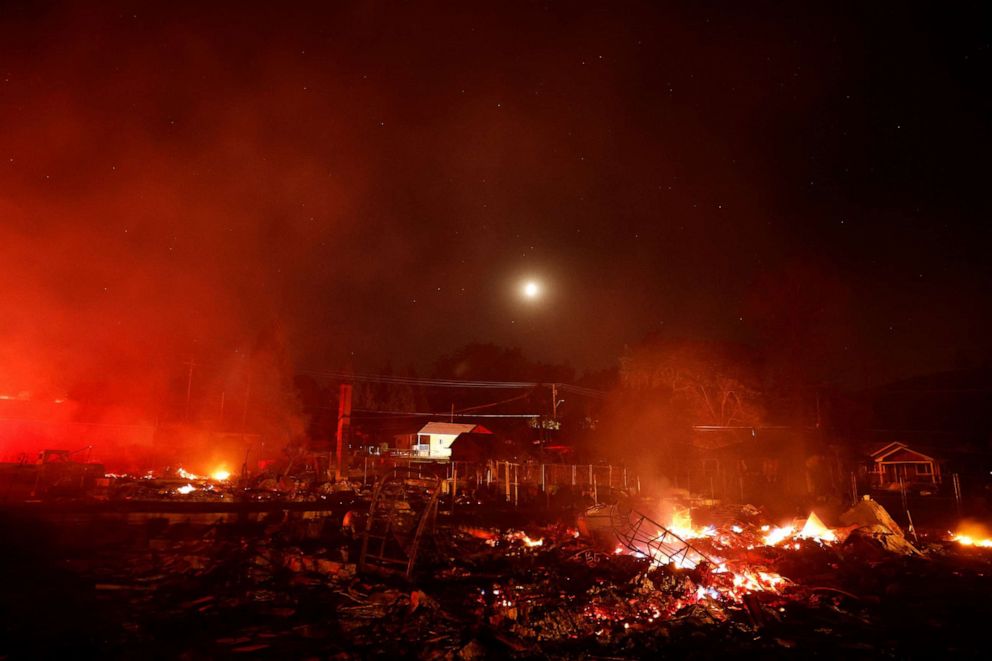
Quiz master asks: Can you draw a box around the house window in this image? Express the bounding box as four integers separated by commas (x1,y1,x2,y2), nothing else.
915,463,932,475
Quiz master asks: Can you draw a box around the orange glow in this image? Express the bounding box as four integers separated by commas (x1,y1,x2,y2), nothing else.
176,467,201,480
951,534,992,548
666,508,716,540
798,512,836,543
950,522,992,548
210,468,232,481
762,524,796,546
177,484,196,494
763,513,836,547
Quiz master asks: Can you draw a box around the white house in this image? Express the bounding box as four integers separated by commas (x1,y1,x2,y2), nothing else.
413,422,492,458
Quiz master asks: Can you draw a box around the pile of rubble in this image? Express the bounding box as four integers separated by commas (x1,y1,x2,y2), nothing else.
2,493,992,657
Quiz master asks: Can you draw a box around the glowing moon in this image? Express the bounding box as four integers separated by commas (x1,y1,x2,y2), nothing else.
522,281,541,298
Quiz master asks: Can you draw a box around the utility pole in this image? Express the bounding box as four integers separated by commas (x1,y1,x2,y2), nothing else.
183,359,197,421
241,376,252,431
335,382,353,481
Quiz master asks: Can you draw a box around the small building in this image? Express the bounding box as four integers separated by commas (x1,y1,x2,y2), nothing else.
867,441,941,488
413,422,492,459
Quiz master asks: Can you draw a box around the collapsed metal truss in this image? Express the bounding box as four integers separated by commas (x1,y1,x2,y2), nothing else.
359,469,442,577
608,503,713,569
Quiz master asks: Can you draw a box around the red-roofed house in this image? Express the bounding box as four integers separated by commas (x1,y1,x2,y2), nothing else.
413,422,493,459
867,441,941,487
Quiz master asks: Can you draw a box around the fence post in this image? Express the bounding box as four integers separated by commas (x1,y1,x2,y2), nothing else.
513,463,519,507
451,462,458,514
953,473,962,517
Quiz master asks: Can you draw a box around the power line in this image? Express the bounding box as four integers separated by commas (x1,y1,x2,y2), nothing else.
302,369,608,398
303,369,537,389
351,409,541,419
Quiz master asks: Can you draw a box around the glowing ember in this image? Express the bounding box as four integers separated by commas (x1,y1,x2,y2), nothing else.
176,484,196,494
762,524,796,546
520,535,544,547
505,530,544,548
176,467,201,480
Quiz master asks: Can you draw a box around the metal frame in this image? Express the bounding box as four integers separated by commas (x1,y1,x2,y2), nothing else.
359,468,442,577
609,503,713,569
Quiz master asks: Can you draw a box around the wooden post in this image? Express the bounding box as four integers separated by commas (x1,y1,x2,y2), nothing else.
953,473,962,517
513,463,519,507
451,462,458,514
335,383,353,481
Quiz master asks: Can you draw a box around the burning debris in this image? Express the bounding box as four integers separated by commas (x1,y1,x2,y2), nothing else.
0,442,989,658
4,468,992,658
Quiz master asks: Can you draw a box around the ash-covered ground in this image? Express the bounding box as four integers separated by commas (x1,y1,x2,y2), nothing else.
2,494,991,659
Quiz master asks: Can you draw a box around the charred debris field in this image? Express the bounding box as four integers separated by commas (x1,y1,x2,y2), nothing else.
2,475,992,659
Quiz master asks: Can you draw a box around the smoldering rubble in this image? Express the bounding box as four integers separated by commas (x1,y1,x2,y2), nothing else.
2,473,991,659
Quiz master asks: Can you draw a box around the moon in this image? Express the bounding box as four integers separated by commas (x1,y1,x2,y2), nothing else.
522,281,541,299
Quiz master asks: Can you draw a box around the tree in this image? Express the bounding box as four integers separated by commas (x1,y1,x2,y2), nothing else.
620,337,764,428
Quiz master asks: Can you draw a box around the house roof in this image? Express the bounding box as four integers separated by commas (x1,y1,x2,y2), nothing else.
418,422,493,436
870,442,936,464
870,441,907,458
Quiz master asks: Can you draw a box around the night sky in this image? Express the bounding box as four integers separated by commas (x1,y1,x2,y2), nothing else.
2,1,990,404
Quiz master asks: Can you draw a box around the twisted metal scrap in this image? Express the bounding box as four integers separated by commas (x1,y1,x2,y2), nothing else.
608,503,713,569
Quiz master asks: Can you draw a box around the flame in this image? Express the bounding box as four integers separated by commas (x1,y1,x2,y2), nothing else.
763,513,836,546
667,508,716,540
951,534,992,548
505,530,544,548
177,484,196,494
798,512,836,542
762,524,796,546
950,522,992,548
176,467,201,480
210,468,231,481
